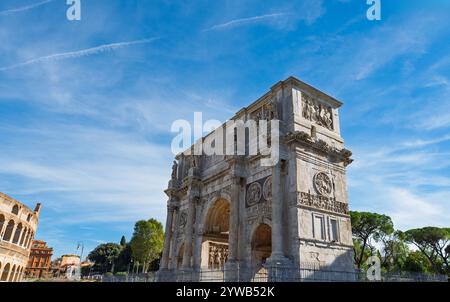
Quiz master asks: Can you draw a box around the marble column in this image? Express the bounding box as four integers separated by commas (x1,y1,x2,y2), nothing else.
271,161,284,259
228,177,240,262
193,199,203,270
182,195,196,269
160,203,175,269
169,207,179,269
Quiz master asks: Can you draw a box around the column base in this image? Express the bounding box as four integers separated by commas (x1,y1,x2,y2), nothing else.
224,260,239,281
265,256,295,282
178,268,199,282
156,269,176,282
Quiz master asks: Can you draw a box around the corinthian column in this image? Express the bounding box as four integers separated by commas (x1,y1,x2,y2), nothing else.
182,195,196,269
271,161,284,258
228,177,240,262
160,203,175,269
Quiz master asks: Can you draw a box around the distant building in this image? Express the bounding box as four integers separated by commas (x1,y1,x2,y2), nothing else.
25,240,53,279
60,254,81,280
0,192,41,282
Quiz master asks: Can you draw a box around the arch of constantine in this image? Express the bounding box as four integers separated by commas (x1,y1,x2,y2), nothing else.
0,192,40,282
158,76,355,281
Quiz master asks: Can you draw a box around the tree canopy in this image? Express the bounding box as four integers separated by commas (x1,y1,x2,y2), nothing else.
404,227,449,274
350,211,394,269
130,218,164,273
87,242,122,273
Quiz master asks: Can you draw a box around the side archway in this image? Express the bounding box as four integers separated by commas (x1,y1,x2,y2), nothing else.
251,223,272,269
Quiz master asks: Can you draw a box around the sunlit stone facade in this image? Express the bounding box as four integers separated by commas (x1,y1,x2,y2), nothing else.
0,192,41,282
158,77,355,281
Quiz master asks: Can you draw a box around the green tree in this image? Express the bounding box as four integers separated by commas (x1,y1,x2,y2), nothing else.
120,235,127,247
116,243,133,272
87,243,122,273
130,218,164,273
380,230,409,272
350,211,394,269
403,251,433,273
404,227,449,275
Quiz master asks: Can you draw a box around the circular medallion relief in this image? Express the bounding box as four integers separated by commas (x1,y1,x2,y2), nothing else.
246,182,262,206
313,172,332,196
263,176,272,200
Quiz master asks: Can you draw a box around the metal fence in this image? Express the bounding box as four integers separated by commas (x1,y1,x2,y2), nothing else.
96,266,448,283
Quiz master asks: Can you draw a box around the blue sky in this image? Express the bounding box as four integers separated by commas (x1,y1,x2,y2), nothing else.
0,0,449,258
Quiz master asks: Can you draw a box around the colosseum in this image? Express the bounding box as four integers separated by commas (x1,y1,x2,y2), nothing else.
0,192,41,282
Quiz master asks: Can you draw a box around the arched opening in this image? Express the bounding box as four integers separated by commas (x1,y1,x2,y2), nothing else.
201,198,230,269
12,205,19,215
19,227,27,246
12,223,22,244
8,265,16,282
3,220,15,242
13,267,20,282
0,215,5,237
251,223,272,269
1,263,10,281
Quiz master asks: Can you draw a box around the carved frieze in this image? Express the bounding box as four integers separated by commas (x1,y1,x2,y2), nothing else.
302,93,333,130
250,99,278,122
295,192,349,215
208,243,229,270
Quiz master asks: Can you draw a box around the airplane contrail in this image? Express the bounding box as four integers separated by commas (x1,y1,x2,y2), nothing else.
0,38,160,71
0,0,54,16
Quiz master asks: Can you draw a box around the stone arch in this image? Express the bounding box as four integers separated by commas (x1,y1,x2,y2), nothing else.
251,223,272,269
12,223,23,244
204,198,230,235
12,205,19,215
13,267,20,282
1,263,10,281
26,231,34,248
8,265,16,282
0,214,5,237
200,191,231,231
3,220,15,242
247,217,272,243
19,227,28,246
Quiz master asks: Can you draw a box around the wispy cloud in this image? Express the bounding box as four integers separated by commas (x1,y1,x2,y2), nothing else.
0,0,54,16
204,13,288,31
0,38,159,71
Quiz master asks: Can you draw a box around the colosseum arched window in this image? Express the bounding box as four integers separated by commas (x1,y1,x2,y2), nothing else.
0,263,10,281
8,265,16,282
12,205,19,215
3,220,15,242
12,223,23,244
0,214,5,236
19,227,28,246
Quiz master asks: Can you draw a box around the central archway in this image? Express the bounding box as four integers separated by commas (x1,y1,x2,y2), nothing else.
201,198,230,270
